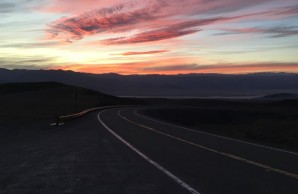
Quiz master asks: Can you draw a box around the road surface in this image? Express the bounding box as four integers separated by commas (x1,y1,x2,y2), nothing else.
99,107,298,194
0,106,298,193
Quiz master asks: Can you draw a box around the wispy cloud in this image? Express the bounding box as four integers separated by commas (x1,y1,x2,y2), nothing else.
101,16,253,44
120,50,169,55
0,41,61,48
142,62,298,73
0,57,56,70
0,3,16,13
269,5,298,16
102,28,200,44
143,64,200,71
213,44,298,55
42,0,286,15
46,0,298,43
0,0,48,13
46,1,165,41
216,26,298,38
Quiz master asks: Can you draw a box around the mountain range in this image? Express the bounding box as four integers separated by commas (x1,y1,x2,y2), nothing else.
1,68,298,97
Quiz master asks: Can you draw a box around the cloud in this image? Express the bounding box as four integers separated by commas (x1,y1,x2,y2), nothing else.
46,1,165,41
212,44,298,55
46,0,293,43
47,9,158,40
101,16,249,44
40,0,127,13
42,0,283,15
216,26,298,38
0,3,15,13
270,5,298,16
0,41,60,48
120,50,169,55
142,62,298,72
267,26,298,38
0,0,48,13
144,64,200,71
102,28,200,44
0,57,56,70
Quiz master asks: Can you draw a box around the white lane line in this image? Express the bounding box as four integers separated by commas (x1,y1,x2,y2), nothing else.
97,111,201,194
133,110,298,155
118,111,298,180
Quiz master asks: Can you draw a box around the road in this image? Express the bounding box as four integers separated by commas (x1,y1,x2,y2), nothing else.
98,107,298,194
0,106,298,193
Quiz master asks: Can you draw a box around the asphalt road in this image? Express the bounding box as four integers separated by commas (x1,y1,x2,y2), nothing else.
0,106,298,193
98,107,298,194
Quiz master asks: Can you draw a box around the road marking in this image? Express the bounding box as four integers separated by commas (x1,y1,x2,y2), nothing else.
133,110,298,155
97,111,201,194
118,110,298,180
50,123,64,126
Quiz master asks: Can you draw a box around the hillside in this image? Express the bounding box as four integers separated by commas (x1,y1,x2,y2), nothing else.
0,82,121,119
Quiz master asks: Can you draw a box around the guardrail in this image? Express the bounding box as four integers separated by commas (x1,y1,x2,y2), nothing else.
55,105,119,126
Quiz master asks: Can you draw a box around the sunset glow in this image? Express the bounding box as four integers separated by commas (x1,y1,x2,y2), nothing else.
1,0,298,74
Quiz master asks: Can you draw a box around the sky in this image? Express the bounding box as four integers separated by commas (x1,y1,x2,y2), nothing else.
0,0,298,74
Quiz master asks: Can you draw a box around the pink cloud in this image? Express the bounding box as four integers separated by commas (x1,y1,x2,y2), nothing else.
49,14,242,44
102,29,200,45
45,0,298,43
101,16,252,44
42,0,283,15
40,0,126,13
47,8,159,40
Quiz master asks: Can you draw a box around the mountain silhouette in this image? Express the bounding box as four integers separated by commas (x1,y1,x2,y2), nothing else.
1,68,298,97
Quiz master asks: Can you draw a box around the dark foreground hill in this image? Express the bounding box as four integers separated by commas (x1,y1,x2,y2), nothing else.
0,82,123,119
1,68,298,97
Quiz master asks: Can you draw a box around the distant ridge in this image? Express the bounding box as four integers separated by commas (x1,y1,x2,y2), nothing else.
261,93,298,100
0,68,298,97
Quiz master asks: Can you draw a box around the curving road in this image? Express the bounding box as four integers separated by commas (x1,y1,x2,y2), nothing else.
1,106,298,194
98,106,298,194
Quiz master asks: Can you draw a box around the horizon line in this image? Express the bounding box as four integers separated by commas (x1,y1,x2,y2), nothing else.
1,68,298,76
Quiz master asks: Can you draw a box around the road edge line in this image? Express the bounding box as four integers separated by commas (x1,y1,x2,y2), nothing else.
119,110,298,180
97,111,200,194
